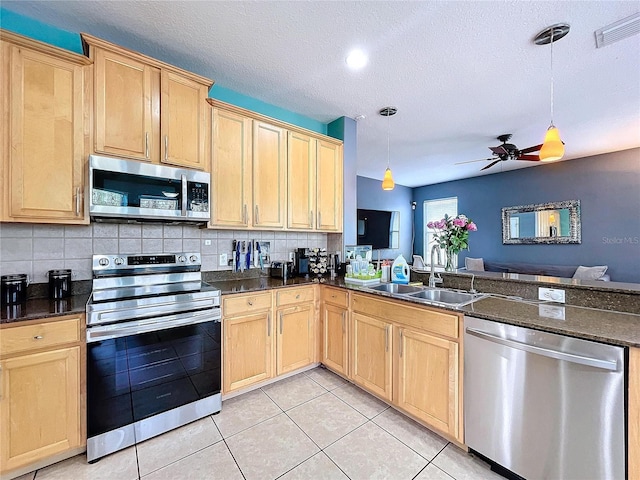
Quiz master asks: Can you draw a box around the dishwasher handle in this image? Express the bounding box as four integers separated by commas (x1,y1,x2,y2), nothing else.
465,327,618,371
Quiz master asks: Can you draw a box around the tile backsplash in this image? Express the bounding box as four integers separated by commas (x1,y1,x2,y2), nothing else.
0,223,327,282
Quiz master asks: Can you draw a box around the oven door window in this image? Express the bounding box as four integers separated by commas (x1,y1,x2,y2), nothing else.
87,321,220,438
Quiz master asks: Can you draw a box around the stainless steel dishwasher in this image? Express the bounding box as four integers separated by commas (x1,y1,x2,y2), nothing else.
464,316,625,480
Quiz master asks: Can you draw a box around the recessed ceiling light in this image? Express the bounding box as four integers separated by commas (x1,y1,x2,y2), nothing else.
346,49,368,70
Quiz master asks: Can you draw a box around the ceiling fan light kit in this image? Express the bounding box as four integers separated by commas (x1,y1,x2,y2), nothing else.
380,106,397,191
535,23,570,162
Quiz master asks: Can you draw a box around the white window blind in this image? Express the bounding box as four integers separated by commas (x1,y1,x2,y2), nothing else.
423,197,458,265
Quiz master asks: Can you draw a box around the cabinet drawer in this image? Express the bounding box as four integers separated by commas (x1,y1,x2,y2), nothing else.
351,293,459,339
0,316,82,357
223,292,272,317
322,287,348,308
276,286,314,306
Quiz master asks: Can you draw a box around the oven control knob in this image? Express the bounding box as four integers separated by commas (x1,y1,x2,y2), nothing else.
114,257,125,266
98,258,109,267
189,255,198,262
178,255,187,263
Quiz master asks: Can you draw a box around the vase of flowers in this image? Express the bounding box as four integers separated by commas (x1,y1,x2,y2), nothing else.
426,214,478,271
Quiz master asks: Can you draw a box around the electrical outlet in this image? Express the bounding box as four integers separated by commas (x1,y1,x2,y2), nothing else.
219,253,228,266
204,239,212,246
539,304,566,320
538,287,566,303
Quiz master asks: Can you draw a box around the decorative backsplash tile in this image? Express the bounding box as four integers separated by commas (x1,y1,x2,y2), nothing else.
0,223,327,282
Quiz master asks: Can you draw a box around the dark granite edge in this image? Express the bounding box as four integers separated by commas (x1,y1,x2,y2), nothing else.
1,293,90,325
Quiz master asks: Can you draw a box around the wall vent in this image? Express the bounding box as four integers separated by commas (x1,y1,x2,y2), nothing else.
595,12,640,48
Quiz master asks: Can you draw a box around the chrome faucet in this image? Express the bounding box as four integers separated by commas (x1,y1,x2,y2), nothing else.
429,245,443,288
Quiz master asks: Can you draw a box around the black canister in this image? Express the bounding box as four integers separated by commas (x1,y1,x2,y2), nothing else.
1,274,29,305
48,269,72,299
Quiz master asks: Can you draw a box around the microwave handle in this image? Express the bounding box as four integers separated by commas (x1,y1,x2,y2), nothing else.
181,174,187,216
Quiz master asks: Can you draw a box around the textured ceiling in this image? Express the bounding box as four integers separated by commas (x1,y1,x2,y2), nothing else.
4,1,640,187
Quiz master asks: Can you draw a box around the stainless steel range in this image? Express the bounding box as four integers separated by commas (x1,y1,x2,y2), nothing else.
86,253,221,462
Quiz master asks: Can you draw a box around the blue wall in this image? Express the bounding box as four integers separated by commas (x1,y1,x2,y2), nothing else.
330,117,358,250
357,176,413,261
0,7,330,136
413,148,640,283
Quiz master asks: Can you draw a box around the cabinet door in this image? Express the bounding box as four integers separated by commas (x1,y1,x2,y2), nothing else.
252,121,286,228
0,347,81,472
161,71,208,169
321,303,348,376
395,327,460,439
211,108,252,228
287,131,316,230
94,48,159,162
316,140,343,232
5,45,86,222
351,312,392,401
276,304,314,375
223,311,273,393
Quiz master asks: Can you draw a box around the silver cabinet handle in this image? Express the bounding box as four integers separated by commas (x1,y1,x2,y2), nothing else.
399,329,403,357
0,365,3,400
34,335,43,340
164,135,168,162
341,311,345,332
295,294,300,299
385,325,389,352
465,328,618,371
309,210,313,227
145,132,149,159
279,312,283,335
75,187,81,216
267,312,271,337
247,300,253,306
255,205,259,224
318,211,322,228
243,204,248,225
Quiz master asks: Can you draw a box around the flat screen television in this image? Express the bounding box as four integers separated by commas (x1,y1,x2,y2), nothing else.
357,209,399,249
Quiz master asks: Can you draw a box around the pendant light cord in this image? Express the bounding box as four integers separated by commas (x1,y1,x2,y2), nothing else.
386,113,391,168
549,29,555,126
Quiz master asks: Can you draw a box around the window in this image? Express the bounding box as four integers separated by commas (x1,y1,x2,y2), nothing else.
423,197,458,265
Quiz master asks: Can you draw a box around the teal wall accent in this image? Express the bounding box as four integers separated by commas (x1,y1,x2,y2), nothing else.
0,8,83,54
209,86,328,136
327,117,346,141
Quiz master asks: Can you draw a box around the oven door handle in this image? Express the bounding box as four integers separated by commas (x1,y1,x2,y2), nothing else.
87,310,220,343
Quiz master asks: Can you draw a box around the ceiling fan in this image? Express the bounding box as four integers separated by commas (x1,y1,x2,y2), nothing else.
457,134,543,171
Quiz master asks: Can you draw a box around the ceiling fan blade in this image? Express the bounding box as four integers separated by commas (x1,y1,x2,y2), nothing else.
517,155,541,161
455,157,494,165
489,146,508,155
481,159,502,171
519,144,543,154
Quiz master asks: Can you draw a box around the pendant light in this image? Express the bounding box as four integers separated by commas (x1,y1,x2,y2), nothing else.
380,106,397,190
535,23,570,162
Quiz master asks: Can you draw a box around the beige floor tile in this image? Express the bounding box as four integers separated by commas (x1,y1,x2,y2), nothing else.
324,422,428,480
262,372,327,411
287,392,367,448
141,441,243,480
214,388,281,438
414,463,455,479
372,408,448,461
431,444,504,480
226,413,319,480
137,417,222,476
278,452,349,480
305,367,349,391
35,447,138,480
331,383,389,419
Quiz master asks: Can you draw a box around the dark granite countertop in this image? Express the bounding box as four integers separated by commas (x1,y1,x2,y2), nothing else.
1,293,90,326
209,276,343,294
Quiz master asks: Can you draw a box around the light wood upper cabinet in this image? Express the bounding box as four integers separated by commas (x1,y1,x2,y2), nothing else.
83,33,212,170
161,71,208,169
288,131,316,230
252,121,287,229
1,32,91,224
316,140,343,232
211,107,252,227
93,48,159,162
351,312,393,402
276,304,315,375
395,327,460,439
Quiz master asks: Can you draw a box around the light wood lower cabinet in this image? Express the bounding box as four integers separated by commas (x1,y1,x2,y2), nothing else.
276,303,314,375
0,314,84,476
395,326,460,438
321,302,349,377
351,312,393,402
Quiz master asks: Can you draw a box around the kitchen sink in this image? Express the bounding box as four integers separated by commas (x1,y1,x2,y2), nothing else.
367,283,424,294
405,288,482,307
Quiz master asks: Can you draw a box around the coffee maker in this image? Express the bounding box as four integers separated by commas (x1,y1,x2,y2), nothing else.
294,248,309,277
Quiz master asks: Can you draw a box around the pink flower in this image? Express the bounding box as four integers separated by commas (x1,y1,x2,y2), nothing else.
435,220,446,229
426,221,434,229
467,222,477,231
453,218,466,227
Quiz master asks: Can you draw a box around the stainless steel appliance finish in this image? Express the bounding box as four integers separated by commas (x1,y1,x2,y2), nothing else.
89,155,210,223
86,252,221,462
464,316,625,480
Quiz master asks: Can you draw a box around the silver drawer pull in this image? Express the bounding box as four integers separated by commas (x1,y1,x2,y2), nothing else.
247,300,253,306
33,335,43,340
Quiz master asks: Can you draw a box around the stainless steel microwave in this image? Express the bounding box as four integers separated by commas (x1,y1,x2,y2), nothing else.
89,155,210,224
